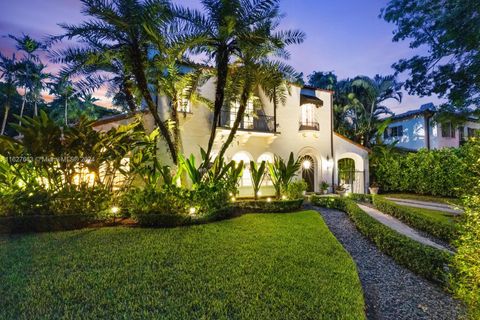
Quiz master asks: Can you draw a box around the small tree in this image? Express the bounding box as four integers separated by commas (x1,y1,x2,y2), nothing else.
250,160,266,200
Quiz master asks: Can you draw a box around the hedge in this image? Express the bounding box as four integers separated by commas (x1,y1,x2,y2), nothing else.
234,199,304,213
372,196,457,243
370,146,467,197
311,195,452,285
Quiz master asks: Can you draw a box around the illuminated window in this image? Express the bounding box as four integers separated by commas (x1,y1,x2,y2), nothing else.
177,90,191,113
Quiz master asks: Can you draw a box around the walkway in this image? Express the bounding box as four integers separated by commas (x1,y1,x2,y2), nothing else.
312,206,463,320
357,204,452,253
385,197,463,215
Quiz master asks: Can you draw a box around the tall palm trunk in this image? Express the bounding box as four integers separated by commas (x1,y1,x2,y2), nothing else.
34,100,38,117
205,48,229,160
18,88,27,126
64,94,68,126
1,103,10,135
129,44,177,164
218,80,252,160
171,97,182,156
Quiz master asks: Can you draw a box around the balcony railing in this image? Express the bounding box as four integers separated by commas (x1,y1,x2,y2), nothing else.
219,109,276,133
299,121,319,131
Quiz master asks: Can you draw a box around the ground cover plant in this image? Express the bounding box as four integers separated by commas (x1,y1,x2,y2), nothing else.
0,211,365,319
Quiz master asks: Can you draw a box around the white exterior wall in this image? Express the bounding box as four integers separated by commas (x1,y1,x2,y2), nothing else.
94,81,370,195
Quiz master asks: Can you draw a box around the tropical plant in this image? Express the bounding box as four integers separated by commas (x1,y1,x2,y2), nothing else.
0,53,18,135
284,179,307,200
174,0,305,160
250,160,266,200
320,181,329,191
267,152,301,199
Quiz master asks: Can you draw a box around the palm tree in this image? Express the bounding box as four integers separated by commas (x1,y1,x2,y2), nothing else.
53,0,179,162
49,76,76,125
174,0,304,160
8,35,46,121
347,75,402,146
0,53,17,135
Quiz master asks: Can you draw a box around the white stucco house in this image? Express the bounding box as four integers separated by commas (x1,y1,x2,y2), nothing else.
383,103,479,151
94,80,370,196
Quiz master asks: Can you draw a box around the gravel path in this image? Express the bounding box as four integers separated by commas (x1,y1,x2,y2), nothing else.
311,206,464,320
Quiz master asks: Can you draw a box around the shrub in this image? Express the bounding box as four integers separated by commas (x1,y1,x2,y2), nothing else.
311,195,452,285
283,179,308,200
370,145,468,197
372,196,457,243
235,199,304,213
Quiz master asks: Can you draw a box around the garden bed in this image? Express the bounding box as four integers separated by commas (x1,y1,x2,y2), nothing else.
0,211,365,319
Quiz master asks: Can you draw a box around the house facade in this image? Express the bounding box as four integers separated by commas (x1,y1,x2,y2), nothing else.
94,80,370,196
383,103,480,151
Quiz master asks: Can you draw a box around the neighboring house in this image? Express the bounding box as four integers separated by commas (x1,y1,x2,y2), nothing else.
383,103,480,151
94,82,370,196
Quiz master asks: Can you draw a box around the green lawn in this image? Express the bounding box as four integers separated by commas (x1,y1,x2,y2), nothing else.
397,204,457,227
384,193,462,206
0,211,365,320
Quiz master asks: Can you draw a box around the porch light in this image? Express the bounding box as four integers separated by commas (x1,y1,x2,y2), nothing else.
302,159,312,170
326,156,333,170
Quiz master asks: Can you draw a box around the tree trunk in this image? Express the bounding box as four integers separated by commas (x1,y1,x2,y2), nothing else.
19,89,27,126
64,94,68,126
129,44,177,164
171,97,181,157
123,79,137,113
218,80,252,160
1,104,10,135
205,48,229,161
34,100,38,117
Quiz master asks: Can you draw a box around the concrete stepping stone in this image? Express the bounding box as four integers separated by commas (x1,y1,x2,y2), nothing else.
385,198,463,215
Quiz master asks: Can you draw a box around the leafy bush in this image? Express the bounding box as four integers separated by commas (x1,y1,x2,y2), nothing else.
311,195,452,285
283,179,308,199
235,199,304,213
267,152,301,199
372,196,457,243
370,145,467,197
451,138,480,319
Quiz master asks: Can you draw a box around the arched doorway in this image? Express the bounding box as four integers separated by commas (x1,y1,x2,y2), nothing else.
337,157,364,193
300,155,315,192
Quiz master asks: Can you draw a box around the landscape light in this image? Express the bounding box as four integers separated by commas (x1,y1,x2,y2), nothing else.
189,207,196,215
111,206,119,214
257,191,262,196
282,195,287,200
231,196,236,202
267,197,272,202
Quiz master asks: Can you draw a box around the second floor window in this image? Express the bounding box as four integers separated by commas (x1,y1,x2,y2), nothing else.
384,125,403,139
441,122,456,138
301,104,315,125
230,100,254,129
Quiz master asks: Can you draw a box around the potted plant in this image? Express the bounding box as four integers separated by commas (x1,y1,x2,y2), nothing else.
369,181,379,195
335,184,347,197
320,181,329,194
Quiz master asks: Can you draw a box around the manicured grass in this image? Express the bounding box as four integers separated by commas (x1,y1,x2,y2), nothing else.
397,205,457,226
0,211,365,320
384,193,461,206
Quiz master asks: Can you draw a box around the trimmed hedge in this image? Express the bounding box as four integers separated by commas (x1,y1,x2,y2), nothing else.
235,199,304,213
311,195,452,285
372,196,457,243
0,215,99,234
133,199,304,228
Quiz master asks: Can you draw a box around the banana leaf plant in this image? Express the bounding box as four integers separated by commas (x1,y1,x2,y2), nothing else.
267,152,301,199
250,160,266,200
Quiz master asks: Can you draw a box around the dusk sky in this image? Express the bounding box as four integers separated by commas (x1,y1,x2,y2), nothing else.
0,0,440,113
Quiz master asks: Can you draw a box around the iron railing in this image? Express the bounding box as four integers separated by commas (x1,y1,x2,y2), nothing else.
219,109,276,133
299,121,319,131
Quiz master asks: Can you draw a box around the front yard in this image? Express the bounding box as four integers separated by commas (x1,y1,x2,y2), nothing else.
0,211,365,319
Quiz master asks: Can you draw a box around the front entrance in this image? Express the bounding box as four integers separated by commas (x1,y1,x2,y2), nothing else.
301,155,315,192
338,158,364,193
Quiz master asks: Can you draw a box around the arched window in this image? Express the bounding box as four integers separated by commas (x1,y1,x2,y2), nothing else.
232,151,252,186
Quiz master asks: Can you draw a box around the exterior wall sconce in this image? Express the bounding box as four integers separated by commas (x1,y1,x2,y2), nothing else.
326,156,333,170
